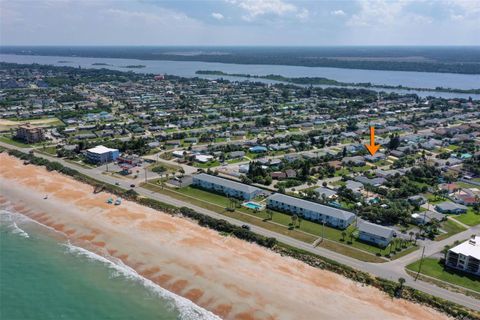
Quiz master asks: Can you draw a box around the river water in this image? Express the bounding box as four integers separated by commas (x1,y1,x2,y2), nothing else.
1,53,479,99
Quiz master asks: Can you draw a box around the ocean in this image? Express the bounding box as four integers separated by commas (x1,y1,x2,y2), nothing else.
0,208,219,320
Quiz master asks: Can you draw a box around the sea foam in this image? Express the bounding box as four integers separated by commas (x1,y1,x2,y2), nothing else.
0,209,30,238
64,243,222,320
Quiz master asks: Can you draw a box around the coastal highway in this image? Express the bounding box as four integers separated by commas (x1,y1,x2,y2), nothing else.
2,142,479,312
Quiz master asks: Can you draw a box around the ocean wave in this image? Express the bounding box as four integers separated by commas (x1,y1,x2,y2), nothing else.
0,209,30,238
10,221,30,238
64,243,222,320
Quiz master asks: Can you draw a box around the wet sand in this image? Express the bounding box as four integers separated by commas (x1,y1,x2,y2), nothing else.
0,153,450,320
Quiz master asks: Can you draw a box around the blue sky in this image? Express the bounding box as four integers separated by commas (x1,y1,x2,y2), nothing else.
1,0,479,45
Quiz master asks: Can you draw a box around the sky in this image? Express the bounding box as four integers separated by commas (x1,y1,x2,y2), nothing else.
1,0,479,46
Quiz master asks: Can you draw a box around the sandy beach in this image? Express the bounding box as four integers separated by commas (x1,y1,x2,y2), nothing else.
0,153,450,320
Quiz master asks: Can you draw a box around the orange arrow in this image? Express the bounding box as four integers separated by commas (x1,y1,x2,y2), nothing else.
365,126,380,156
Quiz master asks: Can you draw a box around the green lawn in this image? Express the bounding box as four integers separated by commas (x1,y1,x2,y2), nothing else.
350,165,371,173
455,181,478,189
193,160,221,168
445,145,460,151
425,193,447,205
0,135,32,148
451,209,480,226
407,258,480,293
226,157,246,164
334,168,349,177
436,219,467,241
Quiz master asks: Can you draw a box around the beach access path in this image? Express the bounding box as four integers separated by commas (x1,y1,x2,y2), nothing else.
1,141,479,312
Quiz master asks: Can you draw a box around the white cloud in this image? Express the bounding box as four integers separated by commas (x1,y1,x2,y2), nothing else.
347,0,431,27
446,0,480,21
227,0,305,21
105,8,198,25
331,10,346,17
296,8,309,20
211,12,224,20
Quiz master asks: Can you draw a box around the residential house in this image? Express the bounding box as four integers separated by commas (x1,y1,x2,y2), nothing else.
358,220,395,248
435,201,468,214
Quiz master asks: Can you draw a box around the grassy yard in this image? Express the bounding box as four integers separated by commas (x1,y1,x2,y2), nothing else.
445,145,460,151
424,193,447,205
142,183,415,262
193,160,221,168
455,181,478,189
406,258,480,293
436,219,467,241
451,209,480,226
0,135,33,148
350,165,372,173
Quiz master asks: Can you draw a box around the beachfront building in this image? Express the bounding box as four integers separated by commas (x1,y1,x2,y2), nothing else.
15,124,45,143
357,220,395,247
266,193,355,229
445,235,480,276
86,145,119,164
192,173,262,200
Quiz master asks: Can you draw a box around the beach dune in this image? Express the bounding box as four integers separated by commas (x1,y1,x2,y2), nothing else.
0,153,449,320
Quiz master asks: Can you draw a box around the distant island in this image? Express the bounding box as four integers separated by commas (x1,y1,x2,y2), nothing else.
57,60,72,63
123,65,146,69
92,63,110,66
196,70,480,94
2,46,479,74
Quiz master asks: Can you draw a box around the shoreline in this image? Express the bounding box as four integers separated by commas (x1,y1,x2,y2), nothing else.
0,153,451,320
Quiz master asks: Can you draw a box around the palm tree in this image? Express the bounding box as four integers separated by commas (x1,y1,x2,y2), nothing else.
348,232,354,244
414,233,419,245
398,277,406,296
291,214,298,228
341,231,347,242
409,231,414,242
442,245,450,261
266,209,273,220
297,217,302,228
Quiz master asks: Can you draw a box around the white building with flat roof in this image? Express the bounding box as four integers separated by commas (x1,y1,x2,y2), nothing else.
446,235,480,276
86,145,119,164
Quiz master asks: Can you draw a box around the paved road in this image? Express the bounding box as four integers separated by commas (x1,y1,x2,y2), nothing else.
2,142,479,311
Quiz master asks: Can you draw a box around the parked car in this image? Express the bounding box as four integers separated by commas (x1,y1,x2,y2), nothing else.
130,184,135,188
241,224,251,230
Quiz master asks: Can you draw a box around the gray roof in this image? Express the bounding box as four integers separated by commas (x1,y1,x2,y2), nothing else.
358,220,395,238
436,201,468,211
314,187,337,198
346,180,364,191
194,173,261,194
267,193,355,221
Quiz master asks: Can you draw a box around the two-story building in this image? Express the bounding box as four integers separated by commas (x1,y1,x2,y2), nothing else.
192,173,262,200
266,193,355,229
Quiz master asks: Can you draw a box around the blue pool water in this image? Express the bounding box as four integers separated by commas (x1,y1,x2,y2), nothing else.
244,202,262,210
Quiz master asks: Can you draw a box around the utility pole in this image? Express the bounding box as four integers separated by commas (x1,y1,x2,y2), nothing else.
415,246,426,281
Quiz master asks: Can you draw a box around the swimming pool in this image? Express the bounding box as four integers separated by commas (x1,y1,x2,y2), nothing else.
243,202,264,210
